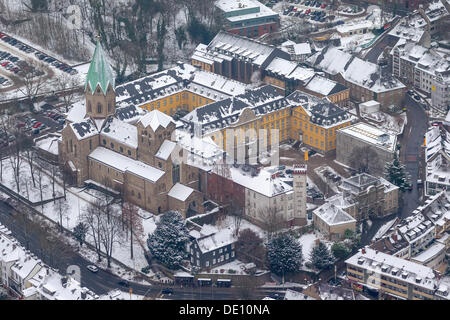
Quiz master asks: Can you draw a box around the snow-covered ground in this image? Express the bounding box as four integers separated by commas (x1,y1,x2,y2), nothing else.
297,231,331,266
0,158,64,203
206,260,248,275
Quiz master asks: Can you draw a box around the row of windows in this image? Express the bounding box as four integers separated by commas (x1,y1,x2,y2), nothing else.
87,102,112,114
102,139,132,156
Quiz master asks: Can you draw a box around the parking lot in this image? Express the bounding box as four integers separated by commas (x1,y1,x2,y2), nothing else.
0,97,66,151
0,31,78,93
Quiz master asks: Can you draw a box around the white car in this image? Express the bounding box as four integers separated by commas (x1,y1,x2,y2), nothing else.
86,265,99,273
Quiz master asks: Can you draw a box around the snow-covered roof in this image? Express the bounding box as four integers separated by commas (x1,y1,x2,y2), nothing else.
196,226,236,254
88,147,165,182
286,91,354,129
284,289,316,300
35,135,60,155
313,202,356,226
215,0,278,23
205,31,287,67
336,20,373,34
36,269,98,300
167,183,195,202
139,110,175,132
155,140,177,160
346,247,437,290
411,242,446,264
229,166,293,197
69,118,99,140
397,212,434,244
66,100,86,123
191,70,248,97
180,85,285,133
265,58,315,82
337,122,397,152
101,116,138,149
304,74,348,96
308,46,405,93
11,254,41,280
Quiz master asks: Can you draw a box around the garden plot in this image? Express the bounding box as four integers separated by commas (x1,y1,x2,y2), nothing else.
314,165,342,194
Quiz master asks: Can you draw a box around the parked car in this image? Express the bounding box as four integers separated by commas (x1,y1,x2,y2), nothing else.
161,288,174,295
86,265,99,273
118,280,130,287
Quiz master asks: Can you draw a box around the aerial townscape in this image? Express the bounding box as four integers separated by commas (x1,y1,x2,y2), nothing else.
0,0,449,306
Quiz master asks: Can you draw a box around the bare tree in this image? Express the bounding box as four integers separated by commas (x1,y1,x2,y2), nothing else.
81,197,123,267
55,73,82,113
18,58,48,110
81,199,104,262
53,196,69,232
259,206,286,240
98,207,123,268
229,199,243,237
22,136,36,188
122,201,143,260
35,167,47,211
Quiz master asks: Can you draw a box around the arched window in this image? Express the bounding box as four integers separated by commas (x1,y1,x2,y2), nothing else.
172,164,180,184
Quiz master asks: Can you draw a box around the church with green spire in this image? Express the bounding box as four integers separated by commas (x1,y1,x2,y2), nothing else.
57,40,205,218
84,40,116,119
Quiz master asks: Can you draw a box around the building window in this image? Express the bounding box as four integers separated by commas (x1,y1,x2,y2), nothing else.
108,103,111,112
97,103,102,113
128,150,131,156
103,139,106,145
120,147,123,153
88,102,92,112
110,142,114,149
89,139,92,150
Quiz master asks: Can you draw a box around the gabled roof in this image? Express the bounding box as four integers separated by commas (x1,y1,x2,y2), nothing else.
155,140,177,160
85,41,115,95
168,183,195,202
101,116,138,149
69,118,99,140
313,202,356,226
138,110,175,132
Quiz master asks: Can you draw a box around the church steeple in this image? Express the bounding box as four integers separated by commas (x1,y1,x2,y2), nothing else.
85,39,116,119
85,40,115,95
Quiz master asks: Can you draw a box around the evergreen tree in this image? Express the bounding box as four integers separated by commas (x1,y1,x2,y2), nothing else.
147,211,189,269
266,233,303,278
331,242,352,260
73,222,88,247
384,152,410,192
311,241,334,270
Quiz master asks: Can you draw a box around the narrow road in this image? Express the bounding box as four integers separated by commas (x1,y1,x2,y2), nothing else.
398,94,428,219
0,200,284,299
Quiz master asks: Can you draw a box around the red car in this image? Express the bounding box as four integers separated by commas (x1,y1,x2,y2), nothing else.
33,122,42,128
305,9,311,14
321,3,327,8
293,7,297,12
1,62,9,67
